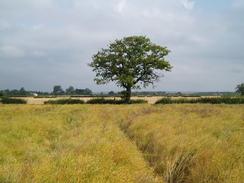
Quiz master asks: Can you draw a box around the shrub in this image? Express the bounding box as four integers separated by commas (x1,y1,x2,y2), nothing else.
86,98,147,104
44,99,85,104
155,97,244,104
155,98,174,104
1,97,27,104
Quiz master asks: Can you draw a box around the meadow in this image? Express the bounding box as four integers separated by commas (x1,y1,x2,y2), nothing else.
0,104,243,183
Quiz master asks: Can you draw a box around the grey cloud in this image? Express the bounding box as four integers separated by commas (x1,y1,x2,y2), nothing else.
0,0,243,92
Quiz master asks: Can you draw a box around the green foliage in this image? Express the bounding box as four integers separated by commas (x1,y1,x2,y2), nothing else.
236,83,244,96
155,97,244,104
86,98,147,104
0,88,31,97
65,86,75,95
90,35,172,102
108,91,116,96
52,85,64,95
1,97,27,104
44,99,85,104
74,88,92,95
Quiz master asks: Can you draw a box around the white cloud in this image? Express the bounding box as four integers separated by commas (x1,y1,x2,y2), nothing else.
0,46,25,58
32,50,46,57
31,24,45,31
232,0,244,8
115,0,127,14
0,20,11,31
181,0,195,10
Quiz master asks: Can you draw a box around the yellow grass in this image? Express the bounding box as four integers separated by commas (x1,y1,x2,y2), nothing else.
0,105,160,183
0,104,243,183
115,105,244,183
14,96,212,105
14,96,164,104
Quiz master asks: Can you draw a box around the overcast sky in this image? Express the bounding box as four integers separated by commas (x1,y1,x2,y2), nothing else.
0,0,243,92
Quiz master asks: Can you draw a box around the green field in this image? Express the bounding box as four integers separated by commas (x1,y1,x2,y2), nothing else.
0,104,243,183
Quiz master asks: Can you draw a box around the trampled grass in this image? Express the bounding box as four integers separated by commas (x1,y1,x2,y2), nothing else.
0,104,243,183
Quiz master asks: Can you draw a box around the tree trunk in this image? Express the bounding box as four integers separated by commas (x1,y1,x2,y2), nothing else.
125,87,131,103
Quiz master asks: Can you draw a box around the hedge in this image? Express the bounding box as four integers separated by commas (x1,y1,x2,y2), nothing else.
0,97,27,104
155,97,244,104
44,99,85,104
86,98,147,104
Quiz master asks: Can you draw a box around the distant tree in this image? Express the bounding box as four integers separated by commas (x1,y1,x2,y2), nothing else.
108,91,115,96
176,92,182,96
84,88,92,95
90,36,172,103
236,83,244,96
74,88,92,95
11,89,19,96
19,87,26,96
66,86,75,95
0,88,32,97
53,85,64,95
2,90,9,96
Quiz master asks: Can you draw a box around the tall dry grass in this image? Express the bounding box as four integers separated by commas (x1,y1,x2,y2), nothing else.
0,104,243,183
0,105,160,183
114,105,244,183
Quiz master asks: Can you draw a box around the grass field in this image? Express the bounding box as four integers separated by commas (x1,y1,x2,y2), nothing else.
13,96,164,104
0,104,243,183
13,96,212,105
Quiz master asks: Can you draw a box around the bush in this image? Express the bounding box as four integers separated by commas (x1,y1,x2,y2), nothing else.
44,99,85,104
155,97,244,104
1,97,27,104
86,98,147,104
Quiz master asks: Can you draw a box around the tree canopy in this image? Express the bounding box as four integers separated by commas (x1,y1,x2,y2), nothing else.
90,35,172,102
52,85,64,95
236,83,244,96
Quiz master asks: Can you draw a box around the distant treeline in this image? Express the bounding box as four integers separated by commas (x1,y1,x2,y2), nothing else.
0,86,237,97
0,86,93,97
131,91,236,97
155,97,244,105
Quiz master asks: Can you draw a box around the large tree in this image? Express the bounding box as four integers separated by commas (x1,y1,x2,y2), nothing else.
236,83,244,96
90,36,172,102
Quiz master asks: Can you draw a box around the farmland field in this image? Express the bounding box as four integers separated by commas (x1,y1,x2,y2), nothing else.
12,96,217,105
0,104,243,183
13,96,164,104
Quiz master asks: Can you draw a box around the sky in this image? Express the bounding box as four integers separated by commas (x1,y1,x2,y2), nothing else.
0,0,243,92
